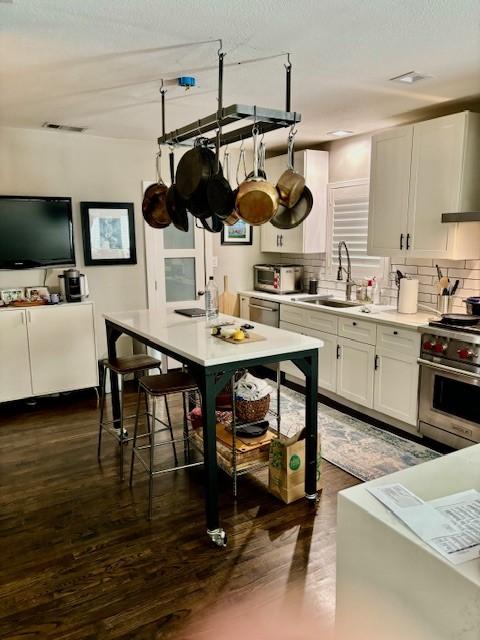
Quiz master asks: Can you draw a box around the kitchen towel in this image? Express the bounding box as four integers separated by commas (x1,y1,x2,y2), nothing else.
398,278,419,314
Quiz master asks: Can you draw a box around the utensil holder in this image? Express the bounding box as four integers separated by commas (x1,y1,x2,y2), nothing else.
437,295,453,314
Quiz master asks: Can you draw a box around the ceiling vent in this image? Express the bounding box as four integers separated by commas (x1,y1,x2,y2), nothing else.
42,122,86,133
389,71,432,84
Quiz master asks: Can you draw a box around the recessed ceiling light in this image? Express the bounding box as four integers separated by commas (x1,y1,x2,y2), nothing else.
327,130,354,137
389,71,432,84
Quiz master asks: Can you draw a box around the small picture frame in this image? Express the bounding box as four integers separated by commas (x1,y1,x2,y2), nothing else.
220,219,253,245
81,202,137,266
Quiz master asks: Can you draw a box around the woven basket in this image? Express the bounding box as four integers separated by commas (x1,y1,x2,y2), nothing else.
235,394,270,423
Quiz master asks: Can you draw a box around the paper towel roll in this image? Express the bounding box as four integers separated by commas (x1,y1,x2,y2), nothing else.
398,278,419,314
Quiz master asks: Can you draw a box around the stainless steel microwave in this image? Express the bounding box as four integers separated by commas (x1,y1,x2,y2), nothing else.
253,264,303,294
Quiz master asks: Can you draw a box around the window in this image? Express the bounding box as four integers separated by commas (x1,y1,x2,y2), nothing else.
326,179,389,280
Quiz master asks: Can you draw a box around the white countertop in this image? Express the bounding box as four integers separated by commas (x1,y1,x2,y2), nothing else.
104,309,323,367
340,444,480,582
336,445,480,640
0,300,93,311
240,290,434,329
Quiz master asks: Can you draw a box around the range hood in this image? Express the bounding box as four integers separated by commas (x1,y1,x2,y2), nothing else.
442,212,480,223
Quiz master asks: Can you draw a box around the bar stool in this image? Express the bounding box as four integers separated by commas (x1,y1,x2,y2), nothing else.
129,371,201,520
97,354,161,480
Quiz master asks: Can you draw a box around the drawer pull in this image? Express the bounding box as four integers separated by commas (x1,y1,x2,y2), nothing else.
393,330,398,335
352,321,357,326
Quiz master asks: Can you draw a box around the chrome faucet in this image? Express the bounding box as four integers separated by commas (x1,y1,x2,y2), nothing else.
337,241,355,301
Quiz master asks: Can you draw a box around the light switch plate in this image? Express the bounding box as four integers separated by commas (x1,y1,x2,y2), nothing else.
212,256,218,268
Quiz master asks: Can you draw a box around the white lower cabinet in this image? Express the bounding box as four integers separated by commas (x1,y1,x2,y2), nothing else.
28,305,98,395
239,295,250,320
280,320,337,392
336,336,375,409
0,310,32,402
0,303,98,402
373,354,419,426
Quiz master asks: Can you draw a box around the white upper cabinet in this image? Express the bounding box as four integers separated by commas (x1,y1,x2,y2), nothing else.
368,125,412,257
368,111,480,259
261,150,329,253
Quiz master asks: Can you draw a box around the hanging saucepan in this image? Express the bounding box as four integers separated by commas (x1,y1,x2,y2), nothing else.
206,144,235,220
236,127,279,226
166,149,189,232
276,130,305,208
270,185,314,229
142,149,171,229
175,137,216,201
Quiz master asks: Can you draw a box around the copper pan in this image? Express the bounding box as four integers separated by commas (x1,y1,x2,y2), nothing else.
276,131,305,208
142,150,171,229
236,128,278,226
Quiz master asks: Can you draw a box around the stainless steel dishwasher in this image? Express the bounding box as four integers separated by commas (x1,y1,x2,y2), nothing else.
248,297,280,327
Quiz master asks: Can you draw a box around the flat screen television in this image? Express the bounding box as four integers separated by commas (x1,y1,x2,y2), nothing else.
0,195,75,269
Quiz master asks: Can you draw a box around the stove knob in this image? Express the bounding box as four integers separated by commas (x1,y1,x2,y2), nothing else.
432,342,447,354
458,348,474,360
422,340,434,351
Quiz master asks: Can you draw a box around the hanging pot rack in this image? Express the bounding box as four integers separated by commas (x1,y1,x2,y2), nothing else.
157,49,301,148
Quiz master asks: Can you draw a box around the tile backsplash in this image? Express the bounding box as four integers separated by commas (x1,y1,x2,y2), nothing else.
261,253,480,312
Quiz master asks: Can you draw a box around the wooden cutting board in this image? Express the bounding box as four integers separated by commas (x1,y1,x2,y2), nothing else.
218,275,237,315
215,331,266,345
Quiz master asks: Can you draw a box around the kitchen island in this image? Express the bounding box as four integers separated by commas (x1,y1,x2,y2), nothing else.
336,444,480,640
103,309,322,546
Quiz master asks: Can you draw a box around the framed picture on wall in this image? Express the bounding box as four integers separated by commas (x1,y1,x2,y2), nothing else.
220,219,253,245
81,202,137,266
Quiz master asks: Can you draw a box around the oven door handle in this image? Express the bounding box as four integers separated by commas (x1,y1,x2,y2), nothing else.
417,358,480,380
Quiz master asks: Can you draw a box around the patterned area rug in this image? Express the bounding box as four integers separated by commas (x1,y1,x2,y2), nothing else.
278,387,441,482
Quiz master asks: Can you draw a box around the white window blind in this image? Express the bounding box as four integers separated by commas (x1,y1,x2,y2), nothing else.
328,180,384,275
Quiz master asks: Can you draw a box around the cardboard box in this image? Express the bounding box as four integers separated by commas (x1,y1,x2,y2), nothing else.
268,430,322,504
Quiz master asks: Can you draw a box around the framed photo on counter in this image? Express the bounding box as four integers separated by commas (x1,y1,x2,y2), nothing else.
81,202,137,266
220,219,253,245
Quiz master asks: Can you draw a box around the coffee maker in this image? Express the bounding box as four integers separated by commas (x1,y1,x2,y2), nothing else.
58,268,89,302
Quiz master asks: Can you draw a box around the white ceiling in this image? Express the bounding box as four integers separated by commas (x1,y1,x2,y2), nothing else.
1,0,479,149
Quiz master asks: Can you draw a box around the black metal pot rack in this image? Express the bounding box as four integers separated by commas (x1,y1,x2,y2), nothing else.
157,50,301,148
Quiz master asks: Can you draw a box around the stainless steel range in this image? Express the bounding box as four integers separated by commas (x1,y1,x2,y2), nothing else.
418,318,480,449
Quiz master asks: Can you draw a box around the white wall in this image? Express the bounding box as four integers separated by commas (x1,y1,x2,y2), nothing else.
0,126,157,357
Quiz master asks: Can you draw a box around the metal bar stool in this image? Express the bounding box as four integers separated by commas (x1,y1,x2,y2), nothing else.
97,354,161,480
129,371,202,520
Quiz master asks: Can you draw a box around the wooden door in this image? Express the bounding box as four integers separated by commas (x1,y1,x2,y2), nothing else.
373,354,419,427
336,336,374,408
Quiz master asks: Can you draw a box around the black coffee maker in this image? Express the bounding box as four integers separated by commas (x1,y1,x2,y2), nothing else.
58,268,88,302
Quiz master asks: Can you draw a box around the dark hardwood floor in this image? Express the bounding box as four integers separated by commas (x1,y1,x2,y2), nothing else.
0,386,360,639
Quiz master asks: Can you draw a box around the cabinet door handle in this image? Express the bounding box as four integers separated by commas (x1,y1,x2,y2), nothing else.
336,345,341,359
276,235,279,247
374,355,380,370
400,233,404,250
280,234,283,247
406,233,411,250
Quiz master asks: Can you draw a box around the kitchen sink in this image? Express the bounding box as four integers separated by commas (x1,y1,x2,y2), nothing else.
293,296,362,308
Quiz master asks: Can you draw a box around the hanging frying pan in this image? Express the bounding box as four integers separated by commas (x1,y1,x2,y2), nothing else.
142,150,171,229
276,131,305,208
236,127,279,226
270,185,313,229
206,150,235,220
175,138,217,200
166,150,189,232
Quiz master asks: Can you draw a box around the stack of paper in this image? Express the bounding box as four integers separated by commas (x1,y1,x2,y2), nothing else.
368,483,480,565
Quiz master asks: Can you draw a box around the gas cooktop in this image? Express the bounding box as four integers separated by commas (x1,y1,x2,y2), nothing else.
428,319,480,335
